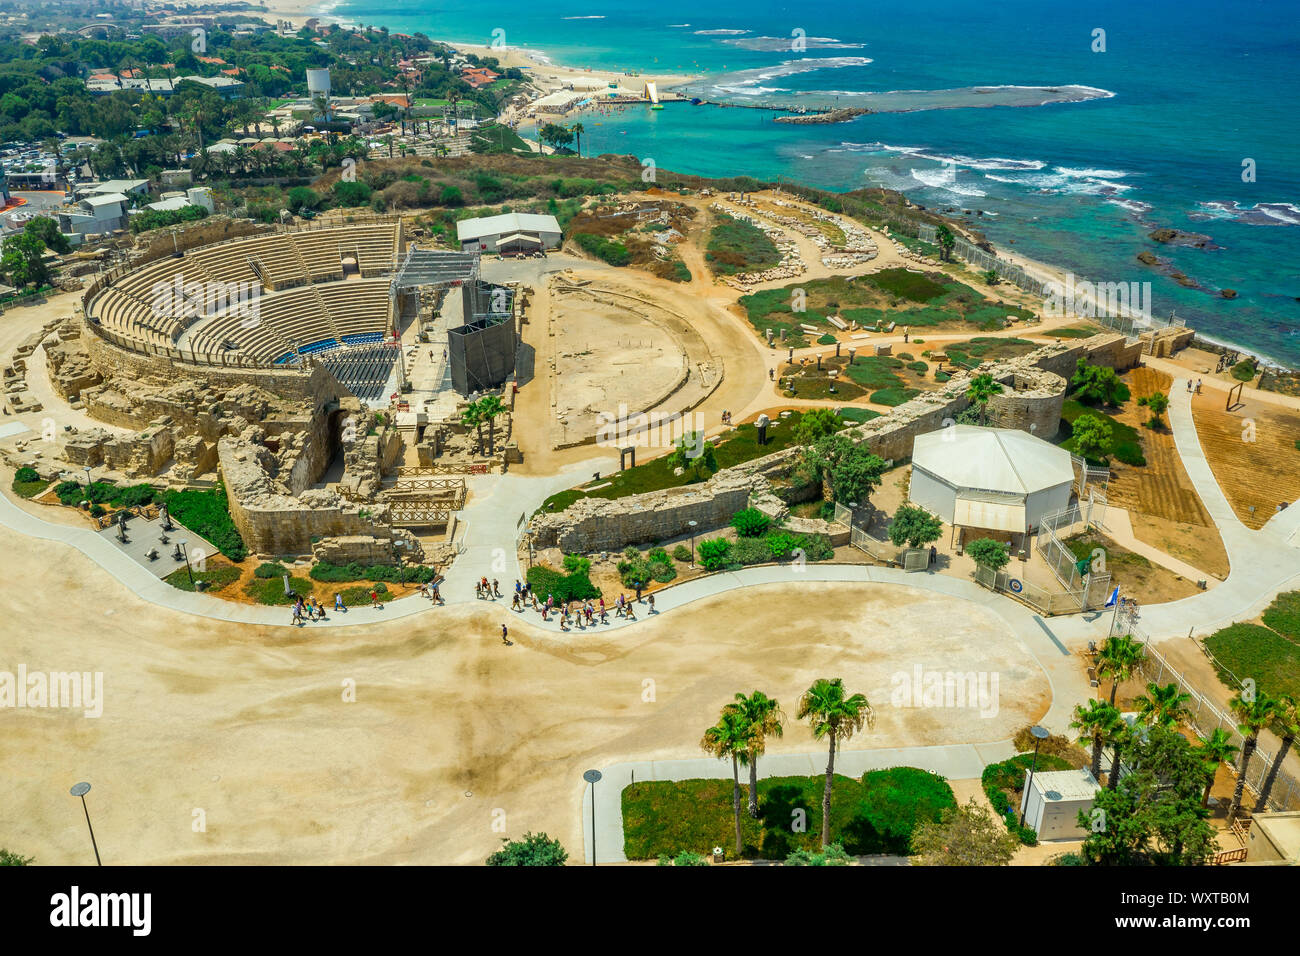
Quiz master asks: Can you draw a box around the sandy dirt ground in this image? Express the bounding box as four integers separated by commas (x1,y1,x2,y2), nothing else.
0,523,1049,865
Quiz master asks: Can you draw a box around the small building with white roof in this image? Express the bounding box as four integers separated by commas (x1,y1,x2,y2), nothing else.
456,212,561,253
1019,768,1101,841
909,424,1075,544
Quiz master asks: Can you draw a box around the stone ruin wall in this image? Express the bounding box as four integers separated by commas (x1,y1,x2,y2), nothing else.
219,438,392,557
530,335,1136,552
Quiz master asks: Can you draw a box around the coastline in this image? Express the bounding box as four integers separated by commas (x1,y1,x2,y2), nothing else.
244,3,1292,373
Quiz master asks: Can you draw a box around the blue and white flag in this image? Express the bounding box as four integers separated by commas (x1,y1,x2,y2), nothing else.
1104,586,1120,608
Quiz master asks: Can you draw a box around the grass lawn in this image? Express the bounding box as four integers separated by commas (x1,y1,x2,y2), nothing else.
11,479,47,498
940,336,1038,368
705,212,782,276
837,406,882,423
622,767,956,860
244,574,316,605
1204,622,1300,699
740,271,1034,347
540,411,819,514
1044,324,1100,339
1060,398,1146,466
164,564,242,593
1261,590,1300,642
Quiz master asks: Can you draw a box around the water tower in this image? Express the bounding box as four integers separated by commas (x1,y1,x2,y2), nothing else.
306,68,331,119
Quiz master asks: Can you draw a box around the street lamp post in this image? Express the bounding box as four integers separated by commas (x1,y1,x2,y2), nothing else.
583,769,602,866
178,539,195,588
69,782,101,865
688,520,698,569
394,538,405,587
1019,725,1051,828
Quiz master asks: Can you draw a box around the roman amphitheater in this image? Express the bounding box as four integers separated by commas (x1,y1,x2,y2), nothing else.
2,194,1298,866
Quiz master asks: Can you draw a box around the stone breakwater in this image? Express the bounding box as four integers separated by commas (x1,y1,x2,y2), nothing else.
772,107,873,124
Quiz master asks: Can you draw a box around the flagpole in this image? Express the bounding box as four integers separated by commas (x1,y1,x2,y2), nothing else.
1107,588,1121,639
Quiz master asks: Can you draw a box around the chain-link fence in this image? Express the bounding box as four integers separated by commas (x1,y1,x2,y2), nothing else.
916,224,1047,296
1131,629,1300,812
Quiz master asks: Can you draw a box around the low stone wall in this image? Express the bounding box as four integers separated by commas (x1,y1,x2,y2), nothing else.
529,338,1112,552
530,471,756,552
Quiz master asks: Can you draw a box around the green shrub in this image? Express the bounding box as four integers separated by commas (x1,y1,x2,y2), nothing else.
112,484,156,508
573,231,631,266
731,507,771,537
672,544,692,562
1111,440,1146,466
562,553,592,575
981,754,1071,846
89,504,106,518
649,559,677,583
849,767,957,855
796,533,835,561
255,562,288,579
339,582,388,605
1231,360,1257,382
766,531,801,561
648,547,669,563
162,486,246,562
527,564,601,602
14,466,38,483
697,538,732,572
732,537,772,565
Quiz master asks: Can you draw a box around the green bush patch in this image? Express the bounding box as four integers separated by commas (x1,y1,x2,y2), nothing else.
622,768,955,860
526,564,601,603
162,486,247,562
982,753,1073,845
164,564,242,593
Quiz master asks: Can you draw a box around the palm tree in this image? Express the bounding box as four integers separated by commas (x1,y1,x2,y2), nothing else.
1227,689,1278,825
1096,634,1146,707
476,394,505,455
1134,681,1192,728
700,709,754,857
1253,693,1298,813
1071,699,1122,780
1195,728,1239,809
571,121,585,157
797,678,874,847
1106,719,1134,790
725,691,785,818
964,372,1004,426
460,402,484,454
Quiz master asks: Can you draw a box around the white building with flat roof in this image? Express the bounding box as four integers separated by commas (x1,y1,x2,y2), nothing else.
456,212,561,253
1019,768,1101,841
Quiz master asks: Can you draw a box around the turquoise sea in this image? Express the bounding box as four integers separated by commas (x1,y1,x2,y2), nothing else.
323,0,1300,367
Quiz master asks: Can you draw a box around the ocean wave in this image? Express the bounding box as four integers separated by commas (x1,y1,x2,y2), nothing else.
1194,201,1300,226
667,24,691,28
982,165,1133,196
561,15,606,19
722,36,866,51
695,29,750,35
1107,198,1154,216
696,57,875,94
910,168,987,198
834,142,1045,172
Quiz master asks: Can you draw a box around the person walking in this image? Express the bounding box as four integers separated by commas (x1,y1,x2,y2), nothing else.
370,588,382,609
647,594,655,614
334,592,346,612
501,623,512,646
492,579,501,598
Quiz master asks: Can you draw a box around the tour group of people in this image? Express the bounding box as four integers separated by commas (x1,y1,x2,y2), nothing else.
474,576,657,642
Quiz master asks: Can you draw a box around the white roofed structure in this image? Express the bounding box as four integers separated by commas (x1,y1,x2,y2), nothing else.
456,212,561,253
909,425,1075,541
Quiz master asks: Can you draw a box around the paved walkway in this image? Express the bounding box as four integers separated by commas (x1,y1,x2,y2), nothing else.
581,740,1016,863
